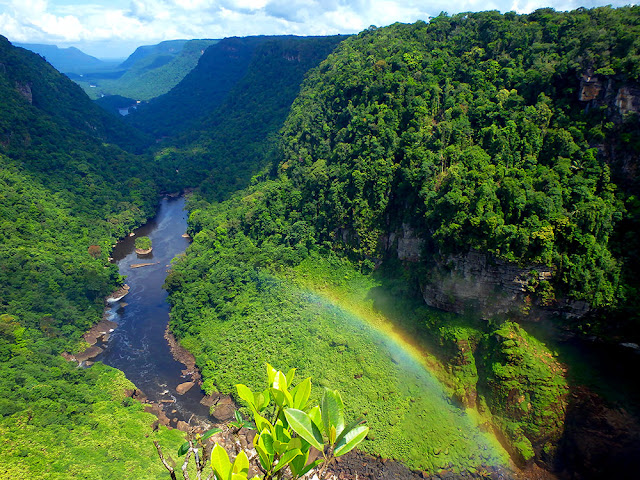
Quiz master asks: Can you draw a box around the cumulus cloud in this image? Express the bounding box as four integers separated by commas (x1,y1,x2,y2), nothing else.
0,0,636,57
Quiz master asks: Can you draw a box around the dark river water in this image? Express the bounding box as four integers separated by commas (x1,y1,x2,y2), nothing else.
97,196,211,424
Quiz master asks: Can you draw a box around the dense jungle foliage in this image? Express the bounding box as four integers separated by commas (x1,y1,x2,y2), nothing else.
154,35,344,198
274,7,640,311
2,5,640,479
165,6,640,476
0,36,187,478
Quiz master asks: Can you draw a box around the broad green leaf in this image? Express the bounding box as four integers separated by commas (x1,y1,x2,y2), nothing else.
289,449,309,477
177,441,190,456
284,408,324,451
273,370,288,391
274,423,291,443
232,450,249,476
231,474,246,480
291,377,311,410
255,443,272,471
307,405,323,433
211,444,232,480
253,413,272,434
270,386,293,409
256,390,270,412
259,431,275,456
234,410,243,423
236,384,256,412
273,440,287,455
201,427,222,442
334,425,369,457
288,437,302,451
285,367,296,386
266,363,277,385
334,417,365,446
273,448,302,473
321,389,345,442
297,458,323,477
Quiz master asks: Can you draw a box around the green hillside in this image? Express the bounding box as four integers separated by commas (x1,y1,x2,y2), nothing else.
73,39,218,100
127,36,273,138
165,7,640,477
153,35,345,197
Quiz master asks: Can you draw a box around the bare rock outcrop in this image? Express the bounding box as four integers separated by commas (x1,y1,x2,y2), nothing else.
615,85,640,115
420,250,554,319
176,381,195,395
16,82,32,104
579,72,604,102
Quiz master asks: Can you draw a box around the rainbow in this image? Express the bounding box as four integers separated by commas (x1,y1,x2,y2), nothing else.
294,282,511,470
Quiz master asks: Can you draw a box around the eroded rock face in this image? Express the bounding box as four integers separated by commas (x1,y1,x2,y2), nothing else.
579,73,604,102
420,250,554,319
615,85,640,115
15,82,32,104
382,222,424,262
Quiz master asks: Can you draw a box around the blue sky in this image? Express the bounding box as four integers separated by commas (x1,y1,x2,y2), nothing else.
0,0,636,58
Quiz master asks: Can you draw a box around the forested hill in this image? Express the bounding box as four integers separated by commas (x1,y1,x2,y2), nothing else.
152,35,345,198
0,36,186,477
71,39,219,101
1,36,151,153
274,7,640,318
13,43,106,74
127,35,343,139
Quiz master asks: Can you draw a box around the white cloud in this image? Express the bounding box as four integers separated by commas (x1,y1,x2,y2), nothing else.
0,0,636,58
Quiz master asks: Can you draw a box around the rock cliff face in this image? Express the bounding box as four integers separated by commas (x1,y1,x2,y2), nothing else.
16,82,32,104
383,225,591,319
578,70,640,117
420,250,553,318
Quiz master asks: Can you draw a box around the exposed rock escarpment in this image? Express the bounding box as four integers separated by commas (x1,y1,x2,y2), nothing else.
420,250,554,319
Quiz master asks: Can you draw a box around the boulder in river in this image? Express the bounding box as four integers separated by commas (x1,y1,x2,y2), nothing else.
176,381,195,395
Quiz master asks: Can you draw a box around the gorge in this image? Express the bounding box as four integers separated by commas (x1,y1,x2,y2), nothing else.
2,6,640,480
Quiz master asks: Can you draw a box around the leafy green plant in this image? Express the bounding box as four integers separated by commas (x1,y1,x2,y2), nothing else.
234,363,368,480
155,365,368,480
229,410,254,433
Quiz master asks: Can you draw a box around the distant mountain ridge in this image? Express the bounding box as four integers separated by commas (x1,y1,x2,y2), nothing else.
118,39,190,69
13,42,108,73
73,38,218,100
